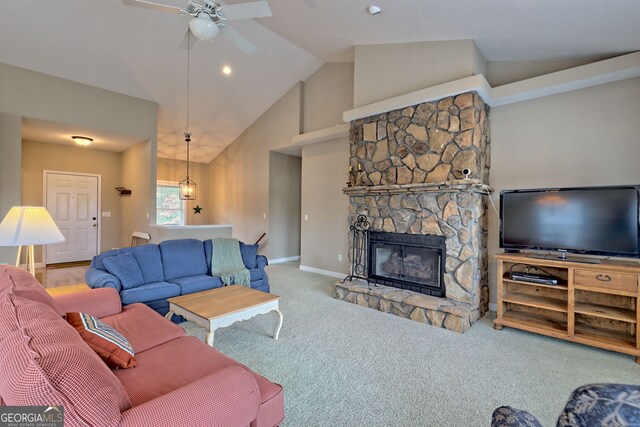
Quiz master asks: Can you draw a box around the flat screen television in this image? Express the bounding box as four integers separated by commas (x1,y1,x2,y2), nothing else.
500,186,640,259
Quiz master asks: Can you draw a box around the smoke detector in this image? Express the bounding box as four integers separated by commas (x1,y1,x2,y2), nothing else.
368,5,382,15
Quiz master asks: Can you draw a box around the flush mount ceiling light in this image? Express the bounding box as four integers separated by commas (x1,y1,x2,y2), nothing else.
71,136,93,146
222,65,232,75
368,5,382,15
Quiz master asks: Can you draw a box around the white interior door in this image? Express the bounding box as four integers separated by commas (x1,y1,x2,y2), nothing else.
45,172,99,264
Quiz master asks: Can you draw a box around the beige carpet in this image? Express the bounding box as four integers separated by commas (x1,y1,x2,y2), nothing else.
179,262,639,427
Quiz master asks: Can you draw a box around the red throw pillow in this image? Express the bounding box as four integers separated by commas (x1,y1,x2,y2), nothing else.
67,312,137,369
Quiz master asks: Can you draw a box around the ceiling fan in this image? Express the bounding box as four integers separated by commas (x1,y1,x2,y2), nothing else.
122,0,272,54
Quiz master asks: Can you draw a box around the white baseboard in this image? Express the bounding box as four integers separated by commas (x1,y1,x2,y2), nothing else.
489,303,497,312
299,265,347,279
270,256,301,264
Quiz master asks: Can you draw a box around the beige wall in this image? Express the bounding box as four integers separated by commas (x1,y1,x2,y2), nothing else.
268,152,301,259
488,77,640,304
157,157,210,225
303,62,354,132
120,140,154,246
300,138,350,273
21,140,123,261
353,40,486,107
0,113,22,264
0,62,157,263
208,83,303,257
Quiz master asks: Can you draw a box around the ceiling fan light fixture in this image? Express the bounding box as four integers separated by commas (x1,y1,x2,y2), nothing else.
71,136,93,146
189,16,220,41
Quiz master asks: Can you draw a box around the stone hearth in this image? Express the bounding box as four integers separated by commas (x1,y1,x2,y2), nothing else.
336,91,491,333
335,281,480,333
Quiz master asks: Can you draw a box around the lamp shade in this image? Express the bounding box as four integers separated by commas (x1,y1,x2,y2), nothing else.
0,206,65,246
189,16,220,41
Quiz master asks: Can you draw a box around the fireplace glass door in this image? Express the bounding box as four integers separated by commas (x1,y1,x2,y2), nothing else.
368,231,446,296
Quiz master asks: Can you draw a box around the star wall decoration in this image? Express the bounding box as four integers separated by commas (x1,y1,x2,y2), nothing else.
193,205,202,214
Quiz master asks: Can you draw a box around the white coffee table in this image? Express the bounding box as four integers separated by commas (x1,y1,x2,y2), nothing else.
165,285,283,346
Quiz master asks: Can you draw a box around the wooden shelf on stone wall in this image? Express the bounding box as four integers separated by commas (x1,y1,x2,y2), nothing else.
342,180,492,196
494,253,640,363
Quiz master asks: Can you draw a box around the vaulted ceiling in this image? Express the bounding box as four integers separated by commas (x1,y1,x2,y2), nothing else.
1,0,638,163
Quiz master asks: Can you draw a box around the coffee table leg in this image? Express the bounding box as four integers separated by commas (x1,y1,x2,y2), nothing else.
273,309,283,340
165,311,173,321
206,330,215,346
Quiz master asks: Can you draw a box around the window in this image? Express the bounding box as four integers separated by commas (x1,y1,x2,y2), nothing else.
156,181,185,225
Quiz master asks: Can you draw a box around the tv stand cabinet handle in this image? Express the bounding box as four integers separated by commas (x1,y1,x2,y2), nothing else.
596,274,612,282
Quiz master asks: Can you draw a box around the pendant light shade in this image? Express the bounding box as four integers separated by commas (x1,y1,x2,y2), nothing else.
179,177,196,200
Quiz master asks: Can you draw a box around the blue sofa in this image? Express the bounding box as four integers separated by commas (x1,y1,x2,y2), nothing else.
85,238,269,317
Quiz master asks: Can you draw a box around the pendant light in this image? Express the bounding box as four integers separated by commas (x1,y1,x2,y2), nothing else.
179,34,196,201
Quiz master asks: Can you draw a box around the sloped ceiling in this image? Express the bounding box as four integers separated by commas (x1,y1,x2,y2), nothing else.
1,0,639,162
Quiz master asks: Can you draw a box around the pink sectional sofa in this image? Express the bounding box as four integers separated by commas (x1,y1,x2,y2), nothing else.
0,265,284,427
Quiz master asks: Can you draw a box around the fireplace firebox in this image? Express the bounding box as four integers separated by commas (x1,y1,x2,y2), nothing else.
368,231,446,297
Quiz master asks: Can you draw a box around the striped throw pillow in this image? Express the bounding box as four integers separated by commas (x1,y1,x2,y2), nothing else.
67,312,137,369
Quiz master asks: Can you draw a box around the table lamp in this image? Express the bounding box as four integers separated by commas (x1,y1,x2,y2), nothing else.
0,206,66,275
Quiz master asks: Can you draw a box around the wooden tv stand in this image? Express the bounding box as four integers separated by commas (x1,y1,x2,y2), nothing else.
494,253,640,363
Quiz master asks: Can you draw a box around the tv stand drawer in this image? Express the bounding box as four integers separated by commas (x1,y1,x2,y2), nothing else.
574,269,638,293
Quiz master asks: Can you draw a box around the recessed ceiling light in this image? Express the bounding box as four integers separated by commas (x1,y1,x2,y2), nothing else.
222,65,232,75
71,136,93,146
368,5,382,15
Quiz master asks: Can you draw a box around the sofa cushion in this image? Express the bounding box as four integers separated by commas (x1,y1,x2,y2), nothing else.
114,336,283,413
93,247,131,271
240,242,259,269
1,266,64,316
203,239,213,274
131,244,164,283
103,253,145,289
169,275,222,295
120,282,181,305
0,266,132,425
101,303,185,353
160,239,208,281
67,312,137,369
557,384,640,427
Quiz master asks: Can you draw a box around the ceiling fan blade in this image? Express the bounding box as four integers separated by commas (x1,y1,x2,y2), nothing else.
221,26,258,55
122,0,182,14
219,1,272,20
177,28,198,50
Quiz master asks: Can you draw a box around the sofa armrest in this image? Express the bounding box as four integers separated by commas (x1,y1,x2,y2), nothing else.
257,255,268,270
120,365,260,427
53,288,122,318
86,267,122,292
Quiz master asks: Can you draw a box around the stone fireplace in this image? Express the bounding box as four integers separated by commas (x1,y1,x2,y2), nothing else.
335,91,491,333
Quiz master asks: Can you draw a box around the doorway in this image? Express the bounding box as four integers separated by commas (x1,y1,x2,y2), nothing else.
44,171,100,264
